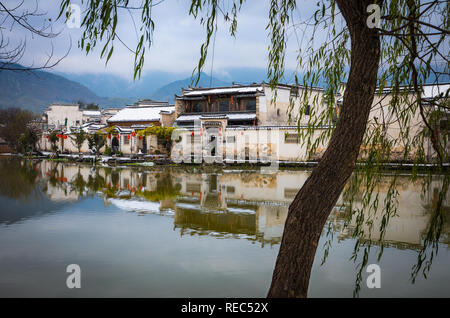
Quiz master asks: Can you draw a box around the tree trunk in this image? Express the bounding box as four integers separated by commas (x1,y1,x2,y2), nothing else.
267,0,382,298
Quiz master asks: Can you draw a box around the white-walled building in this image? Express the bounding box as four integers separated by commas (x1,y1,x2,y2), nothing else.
45,103,83,130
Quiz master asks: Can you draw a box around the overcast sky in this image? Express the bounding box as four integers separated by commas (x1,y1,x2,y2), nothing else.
4,0,322,81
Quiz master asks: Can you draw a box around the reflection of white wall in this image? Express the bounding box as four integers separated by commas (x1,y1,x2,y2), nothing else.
46,104,83,129
336,178,450,246
46,184,79,202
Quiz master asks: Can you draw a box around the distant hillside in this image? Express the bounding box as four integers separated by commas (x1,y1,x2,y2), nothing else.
150,73,230,103
0,64,134,114
60,71,181,98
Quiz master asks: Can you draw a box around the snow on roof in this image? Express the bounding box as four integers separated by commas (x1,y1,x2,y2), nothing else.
183,86,263,97
82,110,101,116
422,83,450,99
176,112,257,122
80,123,106,132
107,105,175,123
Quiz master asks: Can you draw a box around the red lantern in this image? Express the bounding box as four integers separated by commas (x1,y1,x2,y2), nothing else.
46,135,49,139
132,131,136,137
191,132,194,137
139,135,143,140
107,134,111,139
127,135,130,140
63,135,67,139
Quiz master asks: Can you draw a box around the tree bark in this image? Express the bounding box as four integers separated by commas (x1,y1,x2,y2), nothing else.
267,0,382,298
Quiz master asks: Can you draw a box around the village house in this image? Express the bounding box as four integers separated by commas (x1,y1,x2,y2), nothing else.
339,82,450,161
44,103,83,130
104,100,176,155
82,110,102,123
172,82,331,163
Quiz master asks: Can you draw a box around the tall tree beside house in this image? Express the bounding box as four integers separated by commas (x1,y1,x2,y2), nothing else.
49,131,59,157
87,133,106,157
0,108,37,152
58,0,449,297
70,130,87,155
18,128,38,156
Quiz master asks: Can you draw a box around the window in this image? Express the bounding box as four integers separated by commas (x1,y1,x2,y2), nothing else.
285,133,300,144
284,188,299,199
190,135,201,144
193,102,203,112
247,99,256,111
124,135,130,145
186,183,201,193
219,101,229,112
226,136,236,143
305,105,311,116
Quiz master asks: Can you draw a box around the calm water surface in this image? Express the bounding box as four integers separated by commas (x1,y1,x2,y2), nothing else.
0,159,449,297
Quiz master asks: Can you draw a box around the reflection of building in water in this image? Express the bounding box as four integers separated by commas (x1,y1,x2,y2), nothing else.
172,170,306,244
333,176,450,248
36,161,450,248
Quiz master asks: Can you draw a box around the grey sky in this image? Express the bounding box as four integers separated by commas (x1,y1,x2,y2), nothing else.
5,0,320,80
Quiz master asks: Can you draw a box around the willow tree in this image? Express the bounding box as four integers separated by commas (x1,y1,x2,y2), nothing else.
58,0,449,297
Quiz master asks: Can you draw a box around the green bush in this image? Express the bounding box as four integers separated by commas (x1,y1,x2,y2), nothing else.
104,146,112,156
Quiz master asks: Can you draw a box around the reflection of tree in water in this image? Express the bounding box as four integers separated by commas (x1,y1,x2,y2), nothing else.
69,171,86,196
0,159,41,200
411,176,449,283
136,171,181,202
174,208,256,239
86,173,106,195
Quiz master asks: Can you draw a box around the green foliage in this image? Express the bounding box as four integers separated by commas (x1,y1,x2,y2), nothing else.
70,130,87,153
18,128,38,155
0,108,37,152
137,126,174,139
49,131,59,153
104,145,112,156
87,133,106,155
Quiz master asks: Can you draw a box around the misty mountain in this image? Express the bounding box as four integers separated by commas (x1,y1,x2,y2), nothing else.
150,73,230,103
0,64,135,114
61,70,232,103
60,68,272,100
60,70,182,99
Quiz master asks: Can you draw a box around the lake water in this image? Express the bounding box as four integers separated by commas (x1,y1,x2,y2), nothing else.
0,159,449,297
